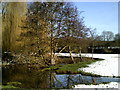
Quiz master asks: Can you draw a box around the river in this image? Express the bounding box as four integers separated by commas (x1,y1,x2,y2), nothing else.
2,53,120,89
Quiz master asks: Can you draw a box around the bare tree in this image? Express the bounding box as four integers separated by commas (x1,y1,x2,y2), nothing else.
101,31,114,41
88,28,98,59
114,33,120,46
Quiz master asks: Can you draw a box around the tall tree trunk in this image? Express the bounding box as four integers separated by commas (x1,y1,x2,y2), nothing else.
92,42,94,59
50,33,55,65
79,47,82,60
92,47,94,59
50,32,55,65
51,51,55,65
50,16,56,65
69,46,74,63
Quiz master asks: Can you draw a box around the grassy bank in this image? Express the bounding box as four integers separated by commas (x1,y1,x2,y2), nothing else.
44,57,104,77
2,85,18,89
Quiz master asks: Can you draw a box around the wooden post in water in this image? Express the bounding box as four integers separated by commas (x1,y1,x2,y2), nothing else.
92,77,96,84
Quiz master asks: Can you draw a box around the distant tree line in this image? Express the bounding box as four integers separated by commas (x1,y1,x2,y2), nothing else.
87,30,120,54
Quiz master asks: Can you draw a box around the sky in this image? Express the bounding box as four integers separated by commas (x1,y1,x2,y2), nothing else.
0,1,118,35
73,2,118,35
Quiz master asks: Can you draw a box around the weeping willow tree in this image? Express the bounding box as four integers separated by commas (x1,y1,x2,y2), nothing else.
2,2,26,53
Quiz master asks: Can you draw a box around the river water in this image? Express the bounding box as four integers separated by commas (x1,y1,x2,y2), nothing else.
2,63,120,89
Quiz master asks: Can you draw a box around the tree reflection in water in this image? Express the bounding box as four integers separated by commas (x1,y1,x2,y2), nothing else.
2,65,120,89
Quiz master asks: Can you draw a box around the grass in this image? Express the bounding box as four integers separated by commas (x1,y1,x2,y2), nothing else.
46,57,103,77
56,60,96,71
2,85,18,88
2,82,22,89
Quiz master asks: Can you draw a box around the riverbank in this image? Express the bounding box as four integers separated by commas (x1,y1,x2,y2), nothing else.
74,82,119,88
78,54,119,77
42,56,103,77
2,53,119,89
1,54,109,77
56,53,119,77
55,54,120,88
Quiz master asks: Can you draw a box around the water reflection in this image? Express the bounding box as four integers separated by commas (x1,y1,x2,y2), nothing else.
2,65,120,89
